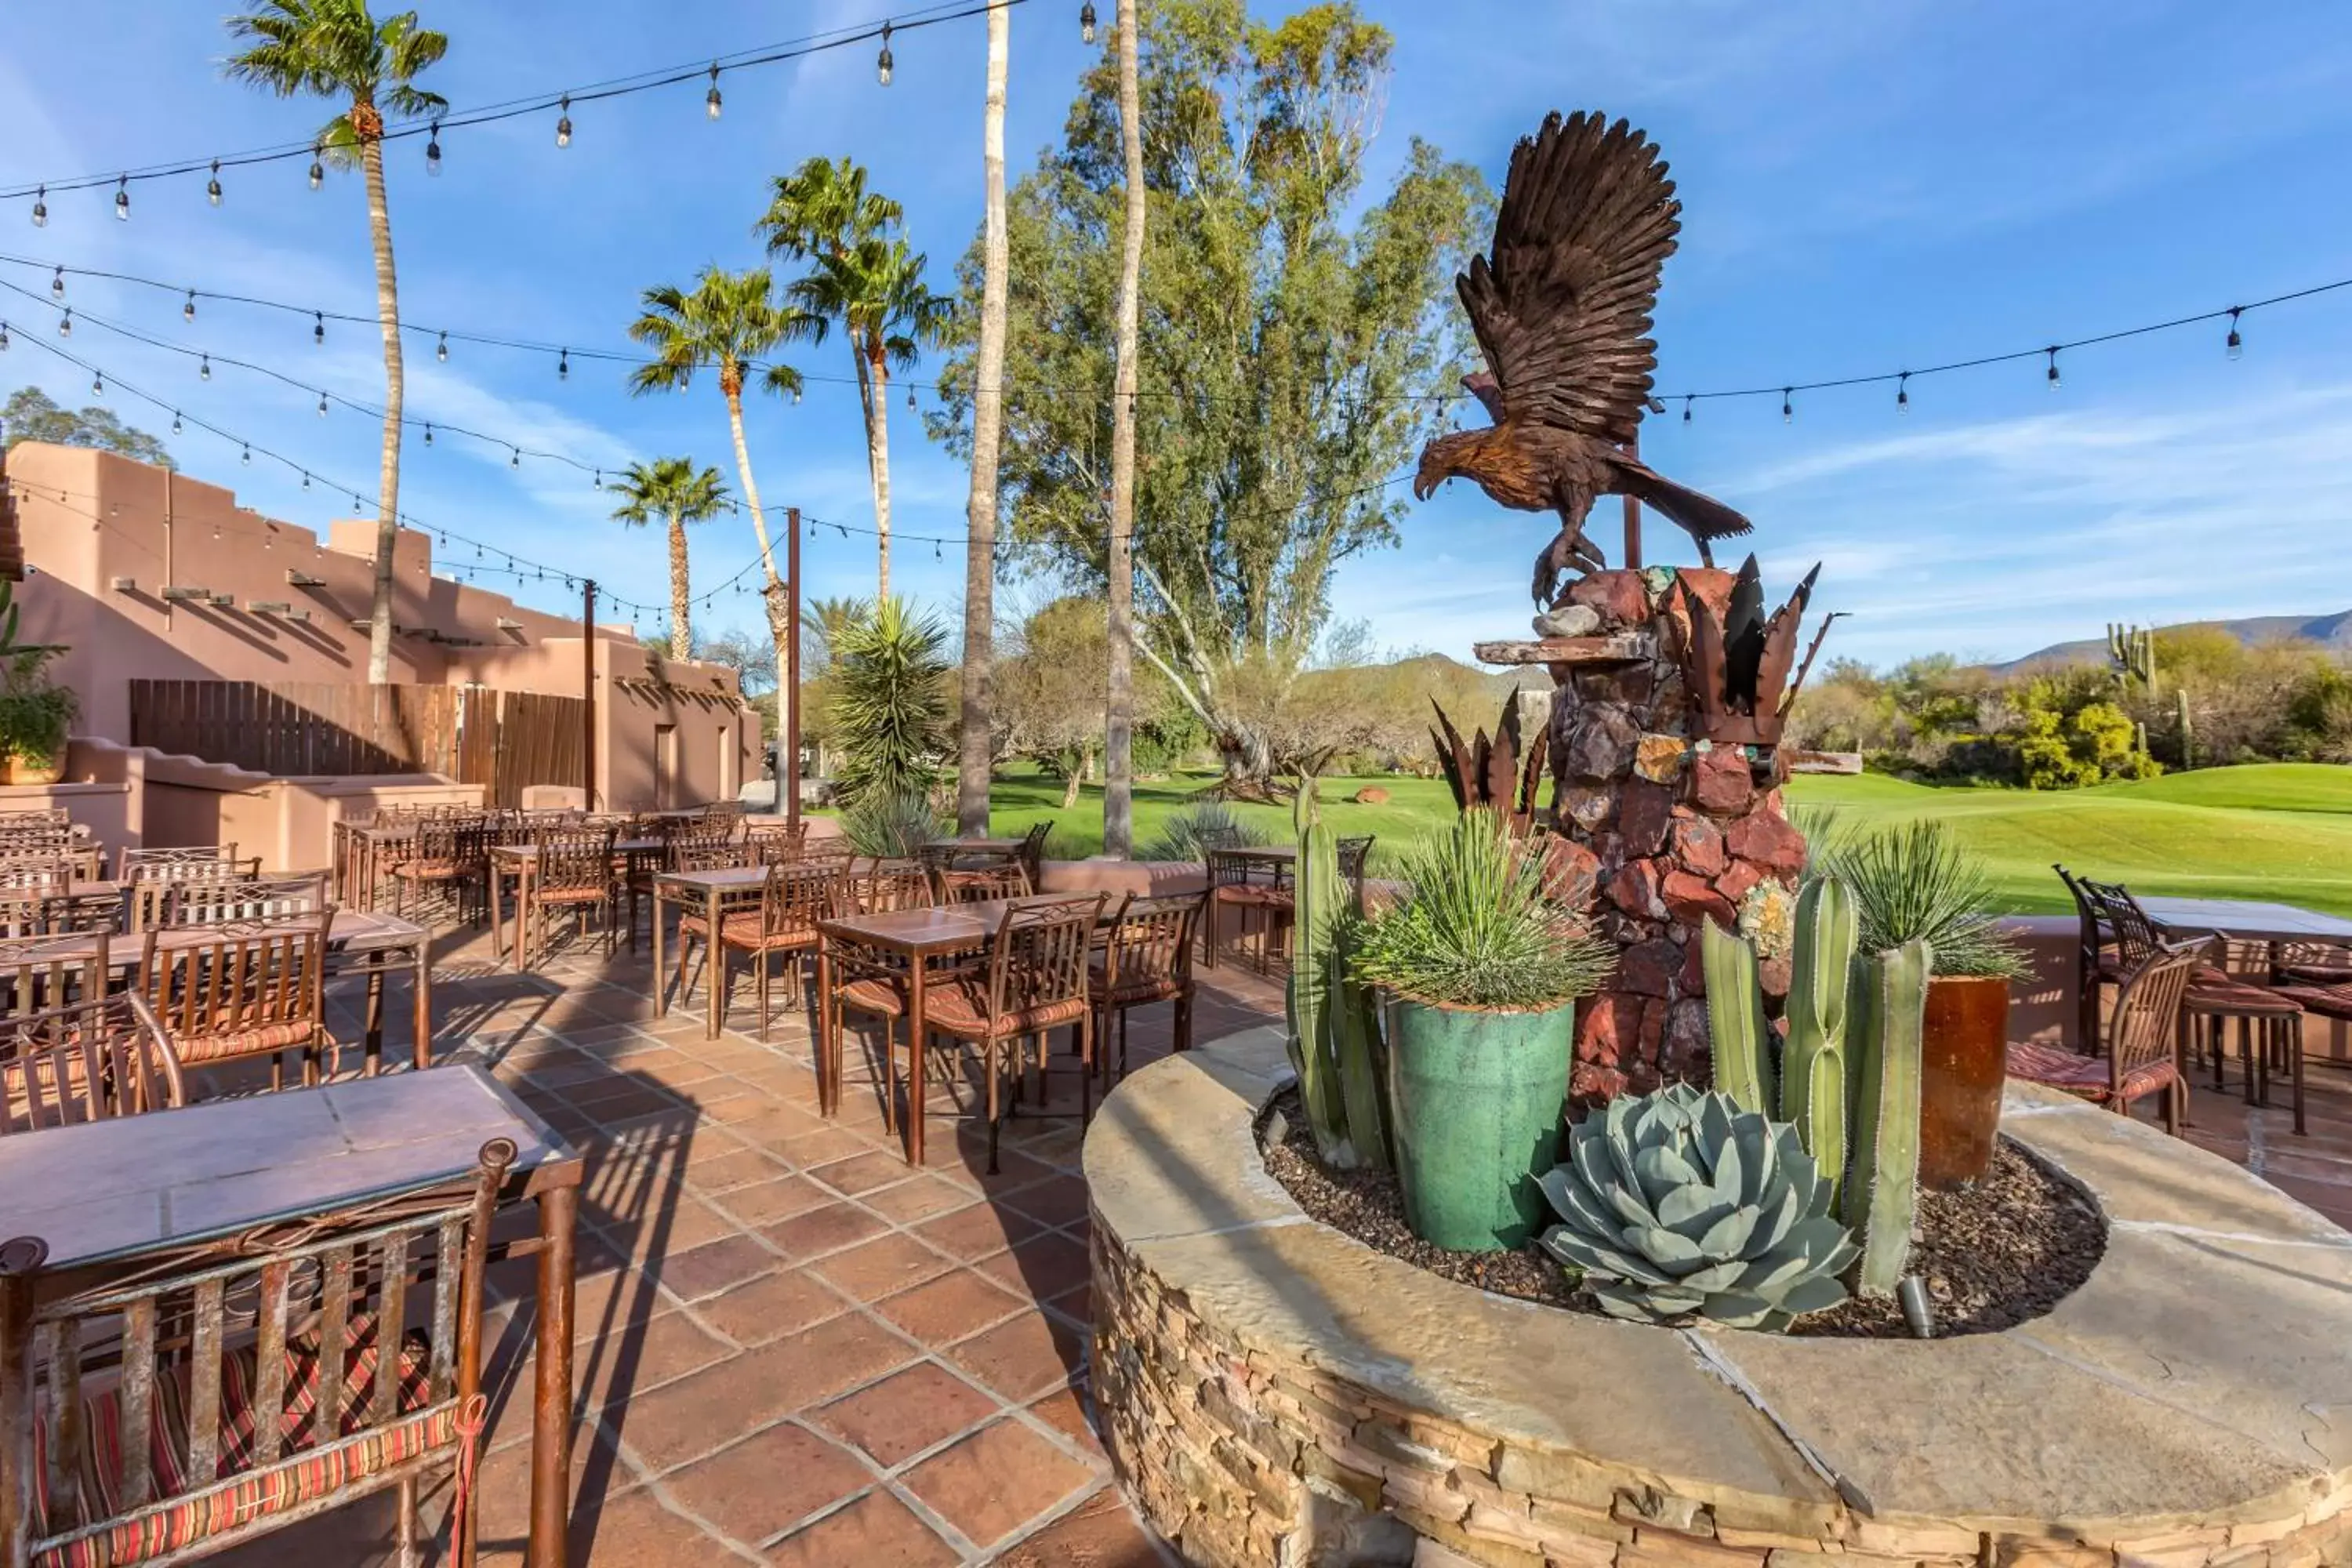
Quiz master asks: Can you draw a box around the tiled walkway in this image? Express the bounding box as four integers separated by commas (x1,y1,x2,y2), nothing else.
215,920,1288,1566
204,916,2352,1564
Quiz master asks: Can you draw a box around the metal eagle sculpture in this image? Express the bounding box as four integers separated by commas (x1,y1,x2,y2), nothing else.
1413,111,1755,607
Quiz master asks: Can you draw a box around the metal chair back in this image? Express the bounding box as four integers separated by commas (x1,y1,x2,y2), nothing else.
532,828,617,897
134,911,332,1071
0,890,122,939
163,873,330,928
854,860,935,914
118,845,257,883
0,991,183,1134
933,864,1033,906
2107,940,2203,1088
1101,892,1206,1000
982,895,1104,1022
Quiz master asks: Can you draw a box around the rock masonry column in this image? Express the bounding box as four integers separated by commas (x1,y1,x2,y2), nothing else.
1537,567,1808,1100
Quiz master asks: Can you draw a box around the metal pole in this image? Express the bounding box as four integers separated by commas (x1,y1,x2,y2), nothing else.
1621,434,1642,571
784,507,802,833
581,577,597,809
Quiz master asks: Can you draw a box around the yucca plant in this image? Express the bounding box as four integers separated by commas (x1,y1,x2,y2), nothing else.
1814,821,2028,980
1138,800,1272,862
828,596,951,810
839,789,946,858
1539,1083,1858,1330
1352,815,1613,1010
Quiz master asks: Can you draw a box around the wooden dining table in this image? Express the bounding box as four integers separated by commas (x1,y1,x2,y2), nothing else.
0,1065,584,1567
2139,897,2352,946
815,894,1093,1164
651,864,768,1039
34,907,436,1073
489,837,663,969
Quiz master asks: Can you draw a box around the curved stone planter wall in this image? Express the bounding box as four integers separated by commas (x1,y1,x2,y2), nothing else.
1087,1028,2352,1568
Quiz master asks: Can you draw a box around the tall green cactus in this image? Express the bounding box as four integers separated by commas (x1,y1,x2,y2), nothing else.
1778,877,1861,1210
1285,779,1388,1171
1701,919,1773,1118
1843,938,1929,1297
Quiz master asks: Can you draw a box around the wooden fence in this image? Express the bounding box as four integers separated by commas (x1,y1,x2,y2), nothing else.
129,681,586,808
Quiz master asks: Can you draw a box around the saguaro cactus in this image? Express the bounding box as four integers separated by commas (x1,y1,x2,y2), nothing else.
1285,778,1388,1170
1843,938,1929,1297
1778,877,1861,1210
1701,918,1773,1118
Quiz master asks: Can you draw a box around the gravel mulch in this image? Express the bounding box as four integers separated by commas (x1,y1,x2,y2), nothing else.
1258,1087,2105,1338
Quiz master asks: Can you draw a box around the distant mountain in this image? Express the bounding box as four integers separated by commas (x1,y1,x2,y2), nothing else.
1994,609,2352,673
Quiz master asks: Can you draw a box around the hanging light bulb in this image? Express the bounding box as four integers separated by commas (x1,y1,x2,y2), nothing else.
0,322,9,352
241,444,252,466
171,411,182,434
314,311,325,347
317,391,328,417
309,143,324,190
706,64,723,119
302,470,311,490
91,371,103,395
2225,307,2244,361
30,187,46,228
49,266,64,300
2045,347,2061,391
593,470,602,490
207,160,223,206
199,354,211,380
1682,395,1693,424
1896,372,1911,415
510,447,521,468
906,385,916,412
555,95,572,147
790,384,802,405
557,349,570,381
934,539,942,560
57,308,71,339
426,122,442,176
1781,387,1793,423
436,331,448,363
1081,2,1098,42
183,290,196,323
877,23,895,85
425,423,434,446
114,176,129,221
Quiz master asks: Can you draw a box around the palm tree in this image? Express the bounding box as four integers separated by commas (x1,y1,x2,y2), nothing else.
609,459,730,661
624,268,804,703
224,0,447,687
783,237,951,597
757,155,902,267
957,0,1012,835
1103,0,1148,857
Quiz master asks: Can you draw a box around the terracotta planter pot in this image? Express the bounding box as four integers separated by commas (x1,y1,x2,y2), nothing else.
0,753,59,786
1919,975,2010,1189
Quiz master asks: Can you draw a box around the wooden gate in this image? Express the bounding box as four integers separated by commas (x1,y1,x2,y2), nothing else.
129,681,586,808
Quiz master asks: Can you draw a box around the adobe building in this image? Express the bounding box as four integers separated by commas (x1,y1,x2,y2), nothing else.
0,441,757,866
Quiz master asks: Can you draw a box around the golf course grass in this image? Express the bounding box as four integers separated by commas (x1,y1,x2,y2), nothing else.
977,761,2352,917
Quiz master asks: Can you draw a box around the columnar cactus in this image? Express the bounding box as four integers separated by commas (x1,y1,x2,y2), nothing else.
1537,1084,1857,1330
1700,918,1773,1119
1844,939,1928,1297
1285,779,1388,1171
1779,877,1860,1210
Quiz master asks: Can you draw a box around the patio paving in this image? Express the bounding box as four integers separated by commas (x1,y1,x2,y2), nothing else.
193,913,2352,1565
209,918,1286,1566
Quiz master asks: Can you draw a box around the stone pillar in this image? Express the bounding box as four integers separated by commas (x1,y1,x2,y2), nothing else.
1529,567,1809,1100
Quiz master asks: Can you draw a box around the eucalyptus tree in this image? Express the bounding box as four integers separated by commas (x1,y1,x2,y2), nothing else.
223,0,448,684
957,0,1014,834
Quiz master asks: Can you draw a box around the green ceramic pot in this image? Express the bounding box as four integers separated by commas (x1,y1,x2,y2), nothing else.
1380,993,1577,1251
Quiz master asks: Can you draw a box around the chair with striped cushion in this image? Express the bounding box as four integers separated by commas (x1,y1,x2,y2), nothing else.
1090,892,1207,1098
0,892,122,942
0,1139,513,1568
717,863,846,1041
931,863,1031,906
2009,940,2202,1134
0,992,183,1137
130,912,335,1091
158,874,328,930
520,828,618,967
851,859,934,916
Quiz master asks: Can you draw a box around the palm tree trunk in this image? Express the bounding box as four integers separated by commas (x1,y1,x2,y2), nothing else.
957,0,1011,837
666,509,693,662
1103,0,1147,858
867,346,893,598
724,384,796,727
360,126,404,687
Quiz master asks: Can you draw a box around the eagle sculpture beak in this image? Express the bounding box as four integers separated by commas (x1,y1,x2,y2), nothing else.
1412,459,1442,502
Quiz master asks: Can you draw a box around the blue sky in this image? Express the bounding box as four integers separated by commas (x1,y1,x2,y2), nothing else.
2,1,2350,666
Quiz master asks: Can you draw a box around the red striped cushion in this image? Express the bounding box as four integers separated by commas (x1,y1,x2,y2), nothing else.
31,1315,441,1567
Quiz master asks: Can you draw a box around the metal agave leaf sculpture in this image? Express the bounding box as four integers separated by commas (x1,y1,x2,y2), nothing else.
1538,1083,1858,1331
1428,691,1546,836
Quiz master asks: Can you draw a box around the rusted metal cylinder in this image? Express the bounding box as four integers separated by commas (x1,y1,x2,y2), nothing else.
1919,975,2010,1189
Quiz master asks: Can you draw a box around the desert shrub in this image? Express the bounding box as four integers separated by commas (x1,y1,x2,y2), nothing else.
1139,800,1272,862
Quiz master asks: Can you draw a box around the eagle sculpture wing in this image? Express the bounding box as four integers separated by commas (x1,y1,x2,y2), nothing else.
1458,111,1679,445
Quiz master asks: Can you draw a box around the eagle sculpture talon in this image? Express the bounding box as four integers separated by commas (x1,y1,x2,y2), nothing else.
1531,525,1606,608
1410,111,1755,576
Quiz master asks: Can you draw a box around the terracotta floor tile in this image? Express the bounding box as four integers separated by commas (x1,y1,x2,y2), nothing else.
663,1423,874,1548
997,1174,1093,1229
979,1232,1093,1302
781,1124,880,1165
912,1202,1042,1261
814,1233,959,1302
1025,1385,1107,1459
607,1314,915,1472
860,1175,976,1225
595,1192,737,1259
811,1148,924,1196
713,1173,835,1225
762,1488,959,1568
563,1310,735,1413
873,1268,1028,1346
946,1311,1087,1403
812,1360,1002,1468
901,1418,1098,1552
696,1268,853,1346
682,1146,791,1193
991,1485,1167,1567
564,1489,720,1568
765,1201,892,1260
647,1232,779,1301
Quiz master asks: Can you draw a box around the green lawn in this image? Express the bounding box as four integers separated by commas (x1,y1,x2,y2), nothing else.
984,761,2352,918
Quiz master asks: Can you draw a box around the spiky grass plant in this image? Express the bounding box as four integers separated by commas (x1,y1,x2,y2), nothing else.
1352,815,1614,1010
840,789,947,858
1139,800,1272,862
1815,820,2030,979
828,596,951,810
